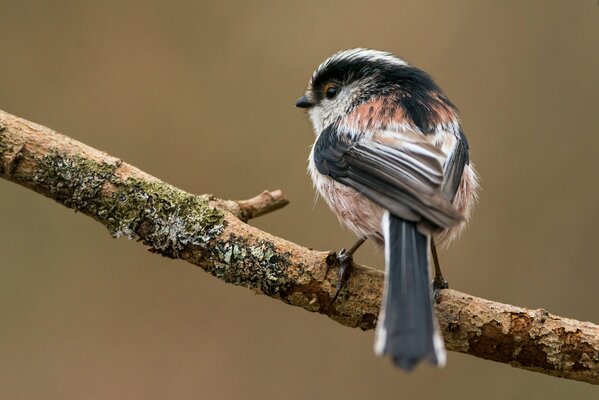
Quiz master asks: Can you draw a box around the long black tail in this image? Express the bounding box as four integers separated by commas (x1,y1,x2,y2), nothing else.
375,212,446,370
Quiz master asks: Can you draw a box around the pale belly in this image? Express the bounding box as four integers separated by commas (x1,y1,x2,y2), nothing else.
314,172,385,244
309,155,385,243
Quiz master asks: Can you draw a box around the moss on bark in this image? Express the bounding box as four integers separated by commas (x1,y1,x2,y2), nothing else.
206,236,298,297
31,151,225,257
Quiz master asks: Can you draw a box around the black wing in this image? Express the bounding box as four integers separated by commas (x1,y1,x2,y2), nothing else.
313,125,468,228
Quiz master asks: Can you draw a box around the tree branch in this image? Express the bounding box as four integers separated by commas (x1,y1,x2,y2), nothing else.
219,189,289,222
1,109,597,385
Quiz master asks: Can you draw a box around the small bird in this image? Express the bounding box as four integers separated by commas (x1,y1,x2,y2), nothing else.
296,49,478,370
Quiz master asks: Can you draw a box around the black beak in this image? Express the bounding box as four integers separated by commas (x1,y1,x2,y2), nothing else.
295,95,314,109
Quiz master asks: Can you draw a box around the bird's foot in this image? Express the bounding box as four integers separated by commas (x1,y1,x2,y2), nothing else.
432,275,449,303
325,248,354,302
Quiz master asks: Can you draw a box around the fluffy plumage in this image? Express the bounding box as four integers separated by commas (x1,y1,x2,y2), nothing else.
298,48,479,369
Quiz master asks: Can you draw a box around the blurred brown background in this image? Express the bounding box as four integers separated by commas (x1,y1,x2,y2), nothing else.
1,1,598,399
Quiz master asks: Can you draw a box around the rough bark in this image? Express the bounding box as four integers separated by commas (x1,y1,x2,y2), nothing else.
1,109,597,384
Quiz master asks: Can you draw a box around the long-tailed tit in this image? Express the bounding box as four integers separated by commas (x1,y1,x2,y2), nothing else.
296,49,478,370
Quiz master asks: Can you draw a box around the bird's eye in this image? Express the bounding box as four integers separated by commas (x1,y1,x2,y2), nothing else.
323,84,339,99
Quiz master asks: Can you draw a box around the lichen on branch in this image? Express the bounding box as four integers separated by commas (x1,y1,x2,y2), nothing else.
30,151,225,257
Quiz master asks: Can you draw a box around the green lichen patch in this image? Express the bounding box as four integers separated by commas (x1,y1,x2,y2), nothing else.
32,153,117,210
96,179,225,256
31,151,225,257
208,236,296,297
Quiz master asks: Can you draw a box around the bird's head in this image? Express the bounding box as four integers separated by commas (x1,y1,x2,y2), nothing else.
296,48,452,135
296,48,409,133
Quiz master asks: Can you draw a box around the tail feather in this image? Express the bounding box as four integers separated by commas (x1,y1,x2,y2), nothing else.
375,211,446,370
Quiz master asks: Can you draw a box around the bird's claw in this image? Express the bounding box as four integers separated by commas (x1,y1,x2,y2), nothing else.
432,275,449,303
330,248,353,302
